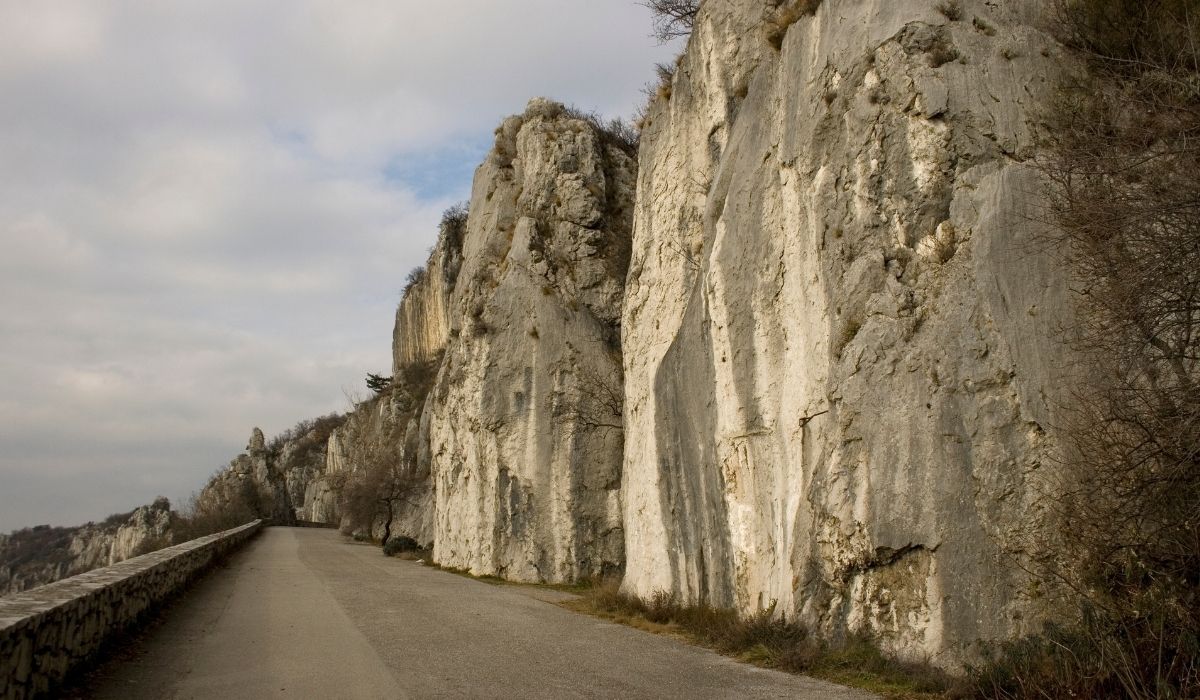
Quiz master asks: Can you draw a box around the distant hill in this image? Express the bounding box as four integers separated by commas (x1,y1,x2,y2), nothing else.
0,498,174,596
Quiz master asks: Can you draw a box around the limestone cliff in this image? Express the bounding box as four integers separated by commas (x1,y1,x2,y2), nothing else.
393,214,462,371
427,99,635,582
293,216,465,542
621,0,1071,664
213,102,635,574
0,499,174,596
202,418,343,526
198,3,1080,663
316,380,437,546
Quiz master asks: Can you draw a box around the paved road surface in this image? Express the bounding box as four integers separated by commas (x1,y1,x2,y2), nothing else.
79,527,874,699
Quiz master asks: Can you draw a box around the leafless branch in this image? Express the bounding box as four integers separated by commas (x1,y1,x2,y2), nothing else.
642,0,700,42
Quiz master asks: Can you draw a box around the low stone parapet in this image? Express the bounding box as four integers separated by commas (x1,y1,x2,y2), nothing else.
0,520,262,700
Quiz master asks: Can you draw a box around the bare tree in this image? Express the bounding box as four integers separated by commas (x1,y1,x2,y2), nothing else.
642,0,700,41
547,329,625,438
339,445,417,546
562,362,624,434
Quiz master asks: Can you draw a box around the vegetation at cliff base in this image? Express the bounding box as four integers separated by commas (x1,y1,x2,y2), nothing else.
571,580,953,700
964,0,1200,697
337,353,442,549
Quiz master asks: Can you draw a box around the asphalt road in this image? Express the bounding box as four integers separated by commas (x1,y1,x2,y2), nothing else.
78,527,874,699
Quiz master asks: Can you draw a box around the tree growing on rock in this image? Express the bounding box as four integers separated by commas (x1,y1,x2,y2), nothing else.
643,0,699,41
365,373,392,394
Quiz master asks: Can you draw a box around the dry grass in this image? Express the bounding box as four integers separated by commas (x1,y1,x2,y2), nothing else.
972,17,997,37
572,580,954,699
425,562,594,595
927,32,961,67
654,61,676,100
937,0,963,21
389,548,431,562
961,624,1126,699
764,0,822,50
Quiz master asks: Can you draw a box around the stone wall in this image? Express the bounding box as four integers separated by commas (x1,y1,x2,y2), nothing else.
0,521,261,700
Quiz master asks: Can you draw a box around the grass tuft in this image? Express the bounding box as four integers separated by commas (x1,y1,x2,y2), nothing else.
936,0,962,21
764,0,822,50
573,580,954,699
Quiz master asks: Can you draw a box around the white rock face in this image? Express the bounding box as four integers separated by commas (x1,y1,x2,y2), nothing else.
106,500,174,563
621,0,1073,664
427,99,634,582
321,390,435,545
298,427,351,525
394,229,461,371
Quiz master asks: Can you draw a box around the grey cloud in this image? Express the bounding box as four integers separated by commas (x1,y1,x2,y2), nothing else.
0,0,680,531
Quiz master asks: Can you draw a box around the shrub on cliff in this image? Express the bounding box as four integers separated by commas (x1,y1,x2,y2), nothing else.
365,372,392,394
395,352,442,409
764,1,823,50
970,1,1200,697
440,202,469,255
401,266,426,295
558,104,640,156
266,413,344,459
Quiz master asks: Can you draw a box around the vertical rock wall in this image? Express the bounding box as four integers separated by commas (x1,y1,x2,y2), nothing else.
427,99,635,582
323,388,435,545
393,221,462,371
621,0,1073,663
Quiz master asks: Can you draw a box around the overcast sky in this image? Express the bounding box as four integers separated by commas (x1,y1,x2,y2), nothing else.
0,1,680,532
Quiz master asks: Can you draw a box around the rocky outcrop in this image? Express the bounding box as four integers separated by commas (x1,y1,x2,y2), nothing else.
620,0,1071,664
0,499,174,597
319,385,435,546
199,418,344,527
393,216,463,371
198,429,277,523
427,99,635,582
